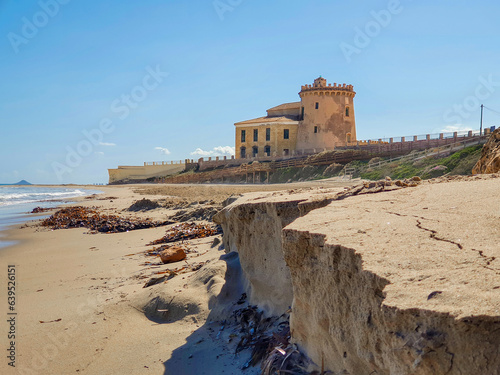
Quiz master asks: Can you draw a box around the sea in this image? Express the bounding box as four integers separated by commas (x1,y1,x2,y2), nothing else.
0,186,101,249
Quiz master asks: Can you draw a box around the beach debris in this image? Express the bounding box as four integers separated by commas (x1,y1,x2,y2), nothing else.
127,198,160,211
211,237,221,248
427,290,443,300
143,271,176,288
333,177,423,201
147,222,222,246
261,345,314,375
39,318,62,323
31,207,53,213
187,262,205,272
159,246,187,264
145,243,192,257
237,293,247,305
225,305,318,373
234,306,267,355
41,206,170,233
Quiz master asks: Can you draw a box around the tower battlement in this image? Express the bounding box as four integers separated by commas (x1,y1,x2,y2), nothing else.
300,77,355,97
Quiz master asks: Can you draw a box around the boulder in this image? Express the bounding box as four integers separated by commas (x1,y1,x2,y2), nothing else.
472,128,500,174
159,246,186,264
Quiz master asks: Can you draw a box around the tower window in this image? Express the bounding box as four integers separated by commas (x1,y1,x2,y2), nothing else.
252,146,258,157
264,145,271,156
253,129,258,142
240,147,246,158
300,107,304,120
284,149,289,156
314,126,318,133
266,128,270,141
283,129,289,139
315,102,319,109
345,107,350,117
241,130,246,142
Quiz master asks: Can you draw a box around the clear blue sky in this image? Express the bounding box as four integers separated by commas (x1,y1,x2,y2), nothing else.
1,0,499,184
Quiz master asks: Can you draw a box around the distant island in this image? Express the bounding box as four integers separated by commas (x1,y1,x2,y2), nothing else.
0,180,32,186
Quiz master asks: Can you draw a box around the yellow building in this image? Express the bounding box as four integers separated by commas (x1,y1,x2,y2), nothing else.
234,77,356,158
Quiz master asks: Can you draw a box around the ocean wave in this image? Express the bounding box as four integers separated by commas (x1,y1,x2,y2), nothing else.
0,189,86,201
0,188,91,207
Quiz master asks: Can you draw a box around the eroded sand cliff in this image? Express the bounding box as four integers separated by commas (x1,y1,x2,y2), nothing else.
216,176,500,374
214,187,339,316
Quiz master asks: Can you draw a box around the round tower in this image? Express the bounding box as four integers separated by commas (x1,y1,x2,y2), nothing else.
296,77,356,151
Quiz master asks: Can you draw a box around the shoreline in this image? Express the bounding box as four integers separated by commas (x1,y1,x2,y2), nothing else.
0,185,106,249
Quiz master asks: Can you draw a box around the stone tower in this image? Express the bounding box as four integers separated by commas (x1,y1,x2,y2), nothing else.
296,77,356,151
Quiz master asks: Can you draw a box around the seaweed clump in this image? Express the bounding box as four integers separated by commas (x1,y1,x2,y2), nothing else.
41,206,169,233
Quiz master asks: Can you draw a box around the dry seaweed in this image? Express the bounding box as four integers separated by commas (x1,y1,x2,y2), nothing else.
147,222,222,245
41,206,170,233
31,207,54,213
229,306,321,374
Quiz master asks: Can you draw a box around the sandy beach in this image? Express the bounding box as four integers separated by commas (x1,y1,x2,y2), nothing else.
0,180,352,375
2,175,498,374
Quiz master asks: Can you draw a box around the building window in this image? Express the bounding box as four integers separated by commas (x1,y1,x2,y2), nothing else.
315,102,319,109
314,126,318,133
264,145,271,156
252,146,258,157
346,133,352,143
241,130,246,142
345,107,350,117
283,149,289,156
266,128,270,141
283,129,289,139
300,107,305,120
240,147,246,158
253,129,258,142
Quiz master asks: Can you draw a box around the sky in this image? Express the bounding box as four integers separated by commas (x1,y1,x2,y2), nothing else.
1,0,500,184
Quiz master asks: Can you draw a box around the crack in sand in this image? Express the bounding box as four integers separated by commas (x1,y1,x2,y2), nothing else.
415,220,463,250
475,249,496,266
387,211,439,222
386,212,499,273
415,220,500,274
